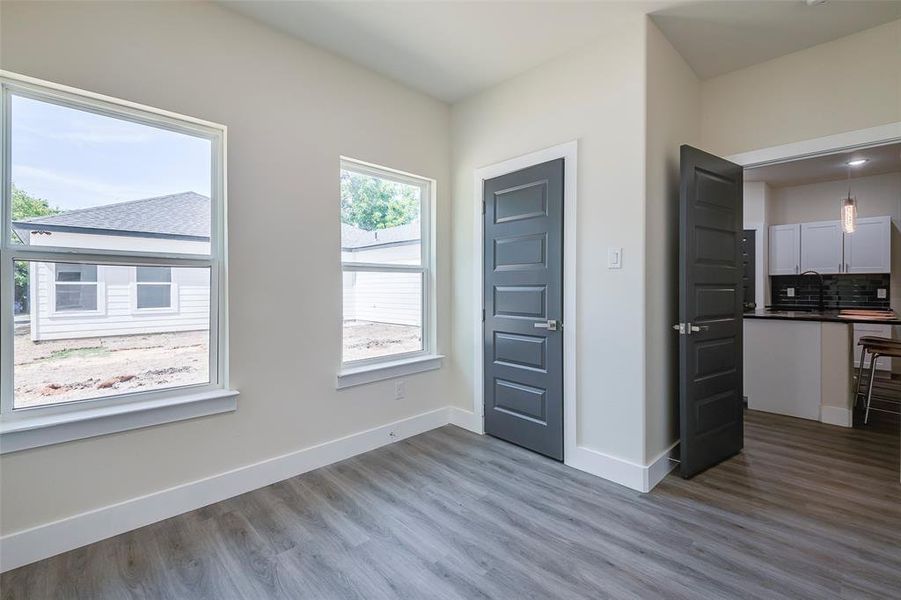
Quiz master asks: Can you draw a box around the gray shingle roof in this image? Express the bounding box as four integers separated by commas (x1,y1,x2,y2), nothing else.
13,192,210,240
341,220,420,250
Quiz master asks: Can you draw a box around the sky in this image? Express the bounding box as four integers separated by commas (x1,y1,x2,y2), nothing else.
11,94,211,211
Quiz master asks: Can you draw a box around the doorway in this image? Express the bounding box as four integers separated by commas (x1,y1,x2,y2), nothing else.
677,125,901,479
471,141,578,464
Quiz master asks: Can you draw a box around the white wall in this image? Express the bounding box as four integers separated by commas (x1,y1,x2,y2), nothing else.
644,22,700,463
743,181,773,308
451,8,651,465
0,1,453,536
701,19,901,157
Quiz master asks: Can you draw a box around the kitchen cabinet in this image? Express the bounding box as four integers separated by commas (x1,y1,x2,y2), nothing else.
769,224,800,275
844,216,892,274
800,221,843,274
769,216,892,276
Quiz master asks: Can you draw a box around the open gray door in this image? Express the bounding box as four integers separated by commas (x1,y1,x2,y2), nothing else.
483,159,564,461
678,145,744,478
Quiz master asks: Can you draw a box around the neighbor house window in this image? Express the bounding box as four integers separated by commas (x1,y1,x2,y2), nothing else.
0,72,233,453
136,266,172,310
339,159,434,372
54,263,99,312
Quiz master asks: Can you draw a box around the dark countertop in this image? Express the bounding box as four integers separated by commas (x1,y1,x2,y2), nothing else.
744,308,901,325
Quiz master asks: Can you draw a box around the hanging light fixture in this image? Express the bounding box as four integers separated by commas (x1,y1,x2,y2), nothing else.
841,161,860,234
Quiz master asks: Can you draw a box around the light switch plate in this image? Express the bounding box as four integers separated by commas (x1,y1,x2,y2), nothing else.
877,288,887,299
607,248,622,269
395,380,405,400
787,288,795,297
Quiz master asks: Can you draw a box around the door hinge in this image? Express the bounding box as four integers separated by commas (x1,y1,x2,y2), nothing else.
482,200,486,215
482,308,485,322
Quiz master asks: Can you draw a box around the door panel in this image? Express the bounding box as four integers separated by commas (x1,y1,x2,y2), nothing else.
740,229,755,311
484,159,563,461
679,146,744,479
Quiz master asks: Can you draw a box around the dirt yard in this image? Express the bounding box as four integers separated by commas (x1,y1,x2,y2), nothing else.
14,329,209,408
342,320,422,362
13,321,420,407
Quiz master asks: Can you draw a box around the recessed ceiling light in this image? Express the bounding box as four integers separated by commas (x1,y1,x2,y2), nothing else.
846,159,868,167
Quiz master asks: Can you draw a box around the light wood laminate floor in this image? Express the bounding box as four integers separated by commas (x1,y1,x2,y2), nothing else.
2,410,899,599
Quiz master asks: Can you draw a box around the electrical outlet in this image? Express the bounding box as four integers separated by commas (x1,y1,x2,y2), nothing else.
877,288,887,299
395,380,406,400
787,287,795,297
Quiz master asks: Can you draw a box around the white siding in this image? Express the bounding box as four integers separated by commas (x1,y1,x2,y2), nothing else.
27,232,210,341
342,243,422,326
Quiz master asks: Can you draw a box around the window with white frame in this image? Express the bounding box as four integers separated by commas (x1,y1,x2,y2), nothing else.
0,72,232,452
135,266,172,310
54,263,99,312
340,159,433,368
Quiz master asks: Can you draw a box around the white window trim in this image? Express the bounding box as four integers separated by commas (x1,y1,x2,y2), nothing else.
337,157,440,386
49,263,106,318
132,266,178,314
0,71,234,453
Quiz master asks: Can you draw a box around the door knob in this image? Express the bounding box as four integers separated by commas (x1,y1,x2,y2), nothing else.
534,320,560,331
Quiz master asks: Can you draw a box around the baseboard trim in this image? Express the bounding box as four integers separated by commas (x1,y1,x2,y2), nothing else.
0,407,450,573
565,441,678,494
820,406,853,428
448,407,483,434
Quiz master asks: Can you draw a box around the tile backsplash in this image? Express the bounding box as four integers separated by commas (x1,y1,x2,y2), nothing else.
771,274,891,309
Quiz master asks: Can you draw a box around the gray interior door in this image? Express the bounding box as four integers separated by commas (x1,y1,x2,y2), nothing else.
678,145,744,478
483,158,564,461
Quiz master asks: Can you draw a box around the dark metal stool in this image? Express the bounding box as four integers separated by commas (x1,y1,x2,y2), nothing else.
856,337,901,424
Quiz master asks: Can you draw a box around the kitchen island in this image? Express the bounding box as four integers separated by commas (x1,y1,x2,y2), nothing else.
743,309,900,427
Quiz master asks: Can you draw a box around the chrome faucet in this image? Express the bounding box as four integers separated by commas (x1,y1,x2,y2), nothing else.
798,270,825,311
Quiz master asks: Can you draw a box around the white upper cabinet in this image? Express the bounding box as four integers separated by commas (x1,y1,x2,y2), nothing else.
769,224,800,275
800,221,843,274
843,216,892,274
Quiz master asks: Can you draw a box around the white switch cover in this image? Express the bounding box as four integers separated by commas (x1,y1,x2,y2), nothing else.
877,288,887,299
787,288,795,297
607,248,622,269
395,380,406,400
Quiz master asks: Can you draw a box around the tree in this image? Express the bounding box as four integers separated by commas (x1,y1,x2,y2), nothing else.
12,185,59,222
11,185,59,314
340,171,419,231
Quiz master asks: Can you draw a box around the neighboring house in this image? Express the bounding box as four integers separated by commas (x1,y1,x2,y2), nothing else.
13,192,212,341
14,192,422,341
341,220,422,327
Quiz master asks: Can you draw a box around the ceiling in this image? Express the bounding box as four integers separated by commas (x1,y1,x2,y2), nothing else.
223,1,662,103
745,143,901,188
650,0,901,79
222,1,901,102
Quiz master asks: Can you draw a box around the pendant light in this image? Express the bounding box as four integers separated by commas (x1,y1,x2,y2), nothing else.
841,162,858,234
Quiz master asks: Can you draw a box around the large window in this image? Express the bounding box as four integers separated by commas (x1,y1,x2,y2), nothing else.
0,72,232,452
340,159,434,370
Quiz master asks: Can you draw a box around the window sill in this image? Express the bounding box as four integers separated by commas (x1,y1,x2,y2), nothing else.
0,389,239,454
336,354,444,389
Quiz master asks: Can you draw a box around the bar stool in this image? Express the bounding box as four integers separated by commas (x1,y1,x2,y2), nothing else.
855,337,901,424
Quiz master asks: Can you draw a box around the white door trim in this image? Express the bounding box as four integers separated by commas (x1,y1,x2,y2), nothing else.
726,121,901,167
470,140,578,464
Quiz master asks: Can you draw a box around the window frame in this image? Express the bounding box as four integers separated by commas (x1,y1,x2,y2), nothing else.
133,266,177,313
338,157,438,376
51,262,105,316
0,71,234,450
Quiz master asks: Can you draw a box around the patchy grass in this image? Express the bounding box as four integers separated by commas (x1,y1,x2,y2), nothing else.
43,346,109,361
